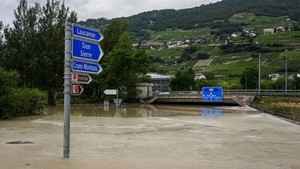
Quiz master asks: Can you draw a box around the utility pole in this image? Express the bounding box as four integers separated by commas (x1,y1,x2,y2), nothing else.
63,22,72,159
258,53,261,95
285,53,288,95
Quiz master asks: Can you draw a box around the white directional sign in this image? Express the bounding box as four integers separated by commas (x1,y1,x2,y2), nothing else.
104,89,118,95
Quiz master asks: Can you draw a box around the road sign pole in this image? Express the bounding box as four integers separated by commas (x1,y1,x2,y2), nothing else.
63,22,72,159
258,53,261,96
285,54,288,95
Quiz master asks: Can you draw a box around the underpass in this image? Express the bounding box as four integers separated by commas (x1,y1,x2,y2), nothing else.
146,90,300,106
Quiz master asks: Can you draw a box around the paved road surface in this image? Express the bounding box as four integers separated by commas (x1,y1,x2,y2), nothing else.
0,105,300,169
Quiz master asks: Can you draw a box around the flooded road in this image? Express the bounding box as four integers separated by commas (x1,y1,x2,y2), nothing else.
1,104,300,169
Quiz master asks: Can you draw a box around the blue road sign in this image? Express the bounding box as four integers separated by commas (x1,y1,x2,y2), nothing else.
71,60,103,75
73,25,103,42
72,39,103,62
202,87,224,102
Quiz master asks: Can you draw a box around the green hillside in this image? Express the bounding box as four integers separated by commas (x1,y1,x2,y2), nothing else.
80,0,300,89
81,0,300,36
143,13,300,89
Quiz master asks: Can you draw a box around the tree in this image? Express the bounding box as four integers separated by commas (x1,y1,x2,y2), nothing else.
3,0,40,87
171,68,195,91
3,0,77,105
38,0,77,105
0,68,46,119
0,21,3,47
84,20,150,100
240,68,258,89
105,33,150,98
0,21,4,60
294,76,300,89
102,19,129,55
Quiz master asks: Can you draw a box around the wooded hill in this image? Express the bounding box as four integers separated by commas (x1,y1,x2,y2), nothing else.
81,0,300,35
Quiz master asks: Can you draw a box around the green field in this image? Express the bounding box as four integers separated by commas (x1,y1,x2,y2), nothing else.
151,28,211,41
253,97,300,122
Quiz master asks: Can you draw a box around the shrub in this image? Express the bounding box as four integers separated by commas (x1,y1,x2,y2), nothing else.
7,88,46,117
0,69,46,119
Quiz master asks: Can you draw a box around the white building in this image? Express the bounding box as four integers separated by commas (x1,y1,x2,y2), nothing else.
275,26,286,32
194,73,207,81
147,73,172,95
269,73,281,81
264,28,275,35
136,83,154,99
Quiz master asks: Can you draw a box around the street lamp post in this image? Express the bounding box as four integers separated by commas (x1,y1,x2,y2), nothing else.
258,53,261,95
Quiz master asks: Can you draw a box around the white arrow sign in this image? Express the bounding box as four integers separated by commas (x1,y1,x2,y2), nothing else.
104,89,118,95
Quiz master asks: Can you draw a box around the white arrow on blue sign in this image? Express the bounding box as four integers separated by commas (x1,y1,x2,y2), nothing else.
72,39,103,62
73,25,103,42
71,60,103,75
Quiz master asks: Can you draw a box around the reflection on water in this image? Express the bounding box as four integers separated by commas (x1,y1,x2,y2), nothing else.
45,104,230,118
201,108,224,119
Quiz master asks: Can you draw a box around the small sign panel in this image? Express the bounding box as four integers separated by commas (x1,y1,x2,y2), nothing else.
72,73,93,84
73,25,103,42
202,87,224,102
104,89,118,95
72,39,103,62
71,60,103,75
72,84,84,96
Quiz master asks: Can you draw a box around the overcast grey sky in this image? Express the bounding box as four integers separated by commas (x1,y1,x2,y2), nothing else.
0,0,220,25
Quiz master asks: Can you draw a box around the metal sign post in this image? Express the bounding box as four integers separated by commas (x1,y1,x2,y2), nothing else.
63,22,72,159
63,23,104,159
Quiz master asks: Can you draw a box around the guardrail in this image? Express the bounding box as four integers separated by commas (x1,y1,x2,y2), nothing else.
224,90,300,96
163,90,300,97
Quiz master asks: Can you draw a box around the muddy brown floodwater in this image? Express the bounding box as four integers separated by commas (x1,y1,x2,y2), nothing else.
1,104,300,169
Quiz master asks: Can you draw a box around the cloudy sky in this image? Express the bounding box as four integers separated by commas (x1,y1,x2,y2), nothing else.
0,0,220,25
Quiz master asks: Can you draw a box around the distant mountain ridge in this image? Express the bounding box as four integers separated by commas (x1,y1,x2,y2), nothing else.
80,0,300,34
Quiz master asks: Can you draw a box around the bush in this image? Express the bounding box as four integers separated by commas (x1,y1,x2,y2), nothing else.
171,68,195,90
0,69,46,119
195,80,218,89
7,88,46,117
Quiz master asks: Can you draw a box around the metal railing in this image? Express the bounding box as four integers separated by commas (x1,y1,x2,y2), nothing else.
162,90,300,97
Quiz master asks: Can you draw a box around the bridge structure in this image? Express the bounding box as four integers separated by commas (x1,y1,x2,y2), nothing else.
146,90,300,106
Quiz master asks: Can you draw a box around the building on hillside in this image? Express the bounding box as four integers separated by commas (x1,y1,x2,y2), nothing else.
269,73,281,81
288,73,300,80
194,72,207,81
147,73,172,95
136,83,154,99
231,33,240,38
132,43,139,48
249,32,257,37
275,26,287,33
140,41,164,49
264,28,275,35
268,73,300,81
